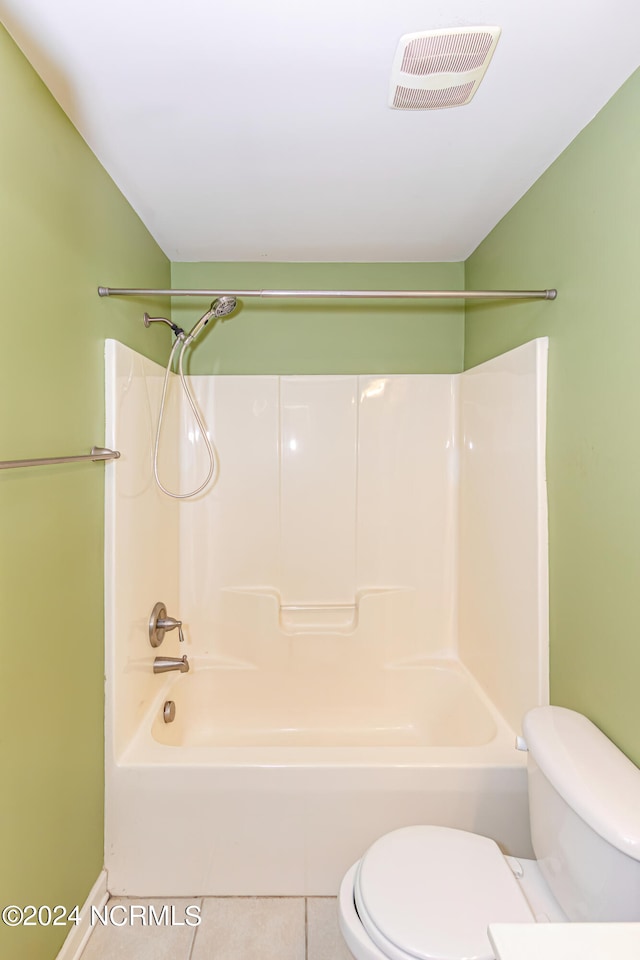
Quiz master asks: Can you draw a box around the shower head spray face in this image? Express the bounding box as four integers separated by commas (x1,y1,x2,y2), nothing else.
183,297,239,346
213,295,238,318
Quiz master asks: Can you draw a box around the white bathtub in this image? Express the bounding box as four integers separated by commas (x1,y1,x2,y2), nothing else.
105,659,531,896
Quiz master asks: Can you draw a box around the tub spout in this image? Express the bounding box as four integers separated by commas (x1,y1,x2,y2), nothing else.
153,655,189,674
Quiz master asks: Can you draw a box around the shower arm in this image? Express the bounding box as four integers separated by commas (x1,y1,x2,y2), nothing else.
99,287,557,301
143,312,185,338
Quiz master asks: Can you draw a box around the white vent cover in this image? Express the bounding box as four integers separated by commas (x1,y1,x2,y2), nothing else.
389,27,501,110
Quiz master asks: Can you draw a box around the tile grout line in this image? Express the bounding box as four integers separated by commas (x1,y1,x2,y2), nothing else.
304,897,308,960
186,896,204,960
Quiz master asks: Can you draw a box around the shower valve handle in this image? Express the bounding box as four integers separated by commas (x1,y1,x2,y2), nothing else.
157,617,185,643
149,602,185,647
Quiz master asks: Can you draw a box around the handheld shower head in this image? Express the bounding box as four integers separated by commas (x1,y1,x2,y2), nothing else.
183,296,238,346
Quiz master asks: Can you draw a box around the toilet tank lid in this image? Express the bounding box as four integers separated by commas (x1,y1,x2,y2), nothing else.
523,706,640,861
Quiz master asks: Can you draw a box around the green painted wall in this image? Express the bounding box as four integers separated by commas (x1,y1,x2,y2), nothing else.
0,25,170,960
171,262,465,374
465,70,640,765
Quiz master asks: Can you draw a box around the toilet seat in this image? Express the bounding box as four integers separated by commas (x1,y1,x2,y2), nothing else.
353,826,534,960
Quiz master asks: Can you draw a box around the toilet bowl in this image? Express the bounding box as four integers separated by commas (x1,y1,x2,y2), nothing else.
338,706,640,960
338,826,564,960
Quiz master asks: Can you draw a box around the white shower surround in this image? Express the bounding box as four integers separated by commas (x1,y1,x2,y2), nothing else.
104,337,548,895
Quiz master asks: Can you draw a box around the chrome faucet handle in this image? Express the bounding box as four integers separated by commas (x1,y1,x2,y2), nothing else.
149,602,185,647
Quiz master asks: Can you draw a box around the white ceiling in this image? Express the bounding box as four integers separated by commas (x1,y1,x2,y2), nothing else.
2,1,639,262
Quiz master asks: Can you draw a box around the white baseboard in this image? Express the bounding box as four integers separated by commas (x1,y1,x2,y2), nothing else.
55,870,109,960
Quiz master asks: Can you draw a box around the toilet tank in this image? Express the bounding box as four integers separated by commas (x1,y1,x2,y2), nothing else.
523,706,640,921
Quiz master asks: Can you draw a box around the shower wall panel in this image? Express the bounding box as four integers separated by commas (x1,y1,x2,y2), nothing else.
105,341,180,758
178,376,281,598
179,374,458,660
280,376,358,607
458,338,549,733
356,376,458,655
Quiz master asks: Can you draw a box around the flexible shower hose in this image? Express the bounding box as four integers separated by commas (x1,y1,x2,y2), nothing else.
153,337,215,499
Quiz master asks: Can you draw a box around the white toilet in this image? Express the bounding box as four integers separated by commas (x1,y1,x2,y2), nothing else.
338,705,640,960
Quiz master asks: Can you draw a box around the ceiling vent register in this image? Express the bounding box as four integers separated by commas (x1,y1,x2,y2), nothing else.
389,27,501,110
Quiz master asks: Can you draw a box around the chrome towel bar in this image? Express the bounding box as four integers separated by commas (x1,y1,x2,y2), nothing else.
0,446,120,471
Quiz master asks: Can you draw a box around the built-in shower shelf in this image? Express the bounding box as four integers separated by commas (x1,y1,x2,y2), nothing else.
279,604,358,634
221,586,414,638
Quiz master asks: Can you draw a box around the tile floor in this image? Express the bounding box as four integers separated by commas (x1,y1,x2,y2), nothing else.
79,896,353,960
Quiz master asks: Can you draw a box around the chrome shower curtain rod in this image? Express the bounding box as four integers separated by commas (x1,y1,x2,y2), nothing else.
98,286,557,301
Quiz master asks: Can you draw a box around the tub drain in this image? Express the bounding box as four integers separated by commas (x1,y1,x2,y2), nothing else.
163,700,176,723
